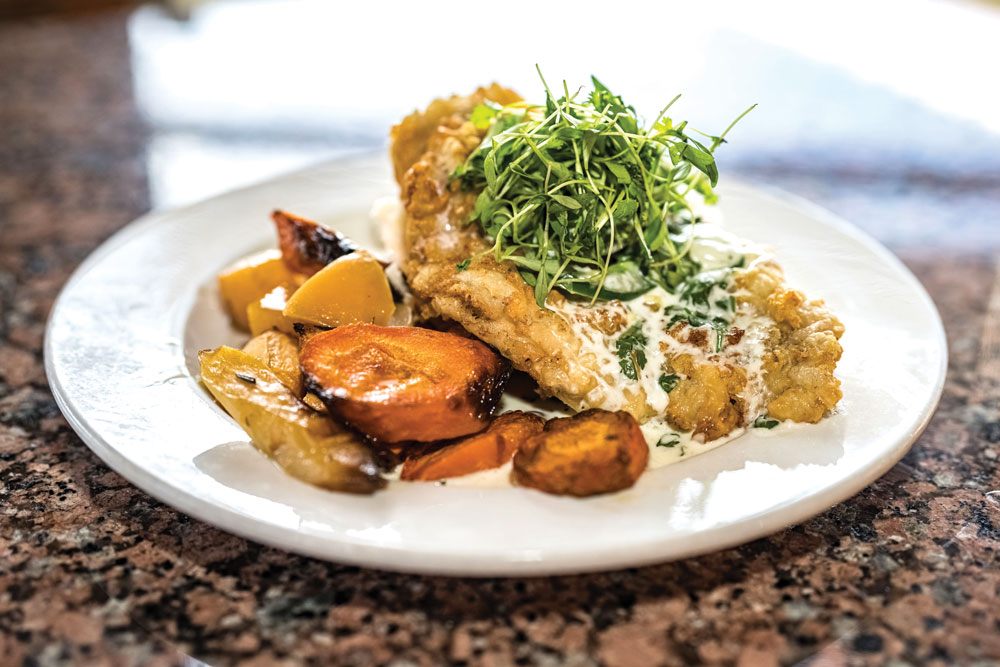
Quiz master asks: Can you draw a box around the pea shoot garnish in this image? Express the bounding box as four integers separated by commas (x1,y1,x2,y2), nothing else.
452,67,754,308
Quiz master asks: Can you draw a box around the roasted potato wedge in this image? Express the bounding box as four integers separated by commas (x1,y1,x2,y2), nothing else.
401,411,544,481
242,330,302,396
513,409,648,497
272,209,359,276
300,323,511,443
199,346,383,493
217,249,298,330
282,251,394,329
246,285,297,337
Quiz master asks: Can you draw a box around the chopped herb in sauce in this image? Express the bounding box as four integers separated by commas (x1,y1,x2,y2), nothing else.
615,322,648,381
753,415,780,429
456,259,471,271
658,373,680,393
656,434,681,448
665,304,730,353
679,274,719,306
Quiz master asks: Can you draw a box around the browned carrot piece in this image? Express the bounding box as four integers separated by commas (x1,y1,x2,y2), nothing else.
272,209,359,276
300,323,510,443
512,409,649,497
400,411,544,481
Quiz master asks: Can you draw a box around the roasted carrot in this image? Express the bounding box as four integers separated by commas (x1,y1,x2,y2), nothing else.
401,411,544,481
272,209,359,276
300,323,511,443
512,409,648,497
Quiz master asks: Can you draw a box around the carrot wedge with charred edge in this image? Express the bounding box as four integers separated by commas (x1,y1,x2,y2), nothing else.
272,209,359,276
513,409,648,497
300,323,511,443
401,411,545,481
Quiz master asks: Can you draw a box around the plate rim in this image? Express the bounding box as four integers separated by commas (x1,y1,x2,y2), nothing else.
44,154,948,576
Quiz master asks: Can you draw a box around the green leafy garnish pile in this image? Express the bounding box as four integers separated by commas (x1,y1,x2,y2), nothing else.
452,67,754,308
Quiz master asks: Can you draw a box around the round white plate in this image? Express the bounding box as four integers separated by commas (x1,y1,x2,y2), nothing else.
45,154,946,576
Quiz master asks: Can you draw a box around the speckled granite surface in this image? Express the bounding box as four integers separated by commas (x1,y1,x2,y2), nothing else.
2,8,999,667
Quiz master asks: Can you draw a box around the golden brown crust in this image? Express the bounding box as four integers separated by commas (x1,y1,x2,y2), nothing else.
733,259,844,423
664,353,748,441
390,84,521,185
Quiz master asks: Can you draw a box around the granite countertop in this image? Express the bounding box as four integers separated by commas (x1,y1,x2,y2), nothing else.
1,7,999,667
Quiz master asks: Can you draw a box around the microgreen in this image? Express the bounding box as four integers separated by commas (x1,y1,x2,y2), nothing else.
452,67,754,308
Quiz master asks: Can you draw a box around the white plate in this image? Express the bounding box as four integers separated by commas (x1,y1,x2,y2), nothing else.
45,154,946,576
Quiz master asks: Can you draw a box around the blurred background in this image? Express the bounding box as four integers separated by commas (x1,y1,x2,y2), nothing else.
2,0,999,253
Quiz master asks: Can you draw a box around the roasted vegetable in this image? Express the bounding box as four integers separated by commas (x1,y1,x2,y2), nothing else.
401,411,544,481
300,323,511,442
273,209,359,275
282,251,394,329
292,323,330,349
217,249,298,330
242,330,302,396
199,346,383,493
246,285,297,336
512,409,648,497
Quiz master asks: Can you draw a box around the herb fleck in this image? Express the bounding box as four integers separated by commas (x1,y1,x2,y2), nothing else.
656,434,681,448
456,259,471,271
658,373,680,393
754,415,780,429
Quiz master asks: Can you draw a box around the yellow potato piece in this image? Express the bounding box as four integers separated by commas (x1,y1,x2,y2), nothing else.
242,330,302,396
246,285,297,336
198,346,383,493
218,249,297,330
282,251,393,328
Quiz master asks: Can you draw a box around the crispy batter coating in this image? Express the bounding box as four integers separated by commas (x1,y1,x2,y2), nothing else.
391,89,844,440
733,259,844,422
665,353,748,441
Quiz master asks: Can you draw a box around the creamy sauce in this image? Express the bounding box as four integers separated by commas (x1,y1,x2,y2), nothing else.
371,199,784,486
545,223,775,470
642,418,747,467
370,196,406,263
